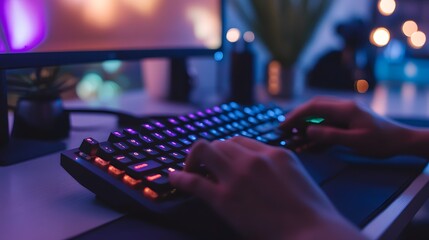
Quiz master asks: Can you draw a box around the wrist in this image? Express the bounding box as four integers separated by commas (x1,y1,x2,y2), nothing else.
402,127,429,159
288,214,366,240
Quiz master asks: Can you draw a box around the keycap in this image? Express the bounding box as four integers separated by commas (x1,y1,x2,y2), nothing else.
79,137,99,156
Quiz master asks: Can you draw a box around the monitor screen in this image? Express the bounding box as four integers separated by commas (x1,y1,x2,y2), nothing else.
0,0,223,146
0,0,223,68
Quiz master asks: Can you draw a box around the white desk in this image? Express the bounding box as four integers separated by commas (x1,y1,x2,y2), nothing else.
1,88,429,240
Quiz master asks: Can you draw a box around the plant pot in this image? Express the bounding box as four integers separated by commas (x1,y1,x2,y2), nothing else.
12,96,70,140
266,60,296,99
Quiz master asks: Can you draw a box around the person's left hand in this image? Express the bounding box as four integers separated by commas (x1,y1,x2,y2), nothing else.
169,137,364,240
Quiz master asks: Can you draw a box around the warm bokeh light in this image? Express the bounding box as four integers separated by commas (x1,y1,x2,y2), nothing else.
122,0,160,16
409,31,426,49
370,27,390,47
402,20,418,37
355,79,369,93
243,31,255,43
267,60,281,95
187,6,221,49
378,0,396,16
226,28,241,43
83,0,117,29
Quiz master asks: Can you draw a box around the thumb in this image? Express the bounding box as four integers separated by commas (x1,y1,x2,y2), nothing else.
306,125,354,146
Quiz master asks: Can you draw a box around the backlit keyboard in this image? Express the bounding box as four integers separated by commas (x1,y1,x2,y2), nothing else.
61,102,289,214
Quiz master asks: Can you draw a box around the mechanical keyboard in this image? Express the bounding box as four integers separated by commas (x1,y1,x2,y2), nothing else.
61,102,289,211
61,101,427,229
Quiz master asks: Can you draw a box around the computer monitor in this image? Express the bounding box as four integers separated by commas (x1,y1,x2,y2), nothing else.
0,0,224,152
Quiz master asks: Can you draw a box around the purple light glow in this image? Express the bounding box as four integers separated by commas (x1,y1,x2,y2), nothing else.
4,0,46,52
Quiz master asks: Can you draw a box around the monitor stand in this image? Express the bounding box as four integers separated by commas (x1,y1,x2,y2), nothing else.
167,57,193,102
0,70,66,166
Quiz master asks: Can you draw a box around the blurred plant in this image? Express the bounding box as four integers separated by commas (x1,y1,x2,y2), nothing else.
7,66,77,99
231,0,332,67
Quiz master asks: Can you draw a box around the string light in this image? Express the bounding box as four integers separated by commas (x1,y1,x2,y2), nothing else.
402,20,418,37
378,0,396,16
370,27,390,47
408,31,426,49
226,28,241,43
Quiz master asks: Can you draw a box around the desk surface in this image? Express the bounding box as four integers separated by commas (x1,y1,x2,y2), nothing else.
2,87,429,240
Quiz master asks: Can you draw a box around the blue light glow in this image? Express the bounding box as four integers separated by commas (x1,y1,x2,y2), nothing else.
214,51,224,61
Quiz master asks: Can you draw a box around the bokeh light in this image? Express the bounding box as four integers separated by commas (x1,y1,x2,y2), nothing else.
370,27,390,47
243,31,255,43
267,61,281,95
402,20,418,37
187,6,221,49
76,72,104,101
214,51,224,61
102,60,122,74
404,62,418,78
226,28,241,43
355,79,369,94
408,31,426,49
378,0,396,16
99,81,121,101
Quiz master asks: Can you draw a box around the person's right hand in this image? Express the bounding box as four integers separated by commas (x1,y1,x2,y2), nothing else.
280,96,413,157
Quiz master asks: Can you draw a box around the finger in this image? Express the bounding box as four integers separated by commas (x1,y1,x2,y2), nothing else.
185,140,229,177
211,139,252,160
229,136,267,152
306,125,362,147
169,171,217,203
279,97,355,132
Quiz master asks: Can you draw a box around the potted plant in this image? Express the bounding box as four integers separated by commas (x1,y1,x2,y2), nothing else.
231,0,332,98
7,66,76,140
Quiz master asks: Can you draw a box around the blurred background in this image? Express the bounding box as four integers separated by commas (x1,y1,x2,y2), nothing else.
4,0,429,116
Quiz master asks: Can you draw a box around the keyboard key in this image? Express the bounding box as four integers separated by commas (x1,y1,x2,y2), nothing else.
168,141,183,148
168,118,180,125
79,137,99,156
129,151,146,161
178,116,189,122
174,127,187,134
184,124,197,131
113,142,129,151
128,160,162,177
170,152,185,160
178,138,192,146
157,156,174,164
144,148,159,156
127,139,142,149
188,113,197,120
163,130,177,137
140,135,154,144
213,106,222,113
152,132,165,140
111,155,133,168
123,128,139,137
156,144,171,152
108,131,126,142
199,132,214,140
141,123,156,131
108,165,125,178
194,121,206,129
97,143,116,161
145,174,170,190
152,121,166,128
196,111,206,118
